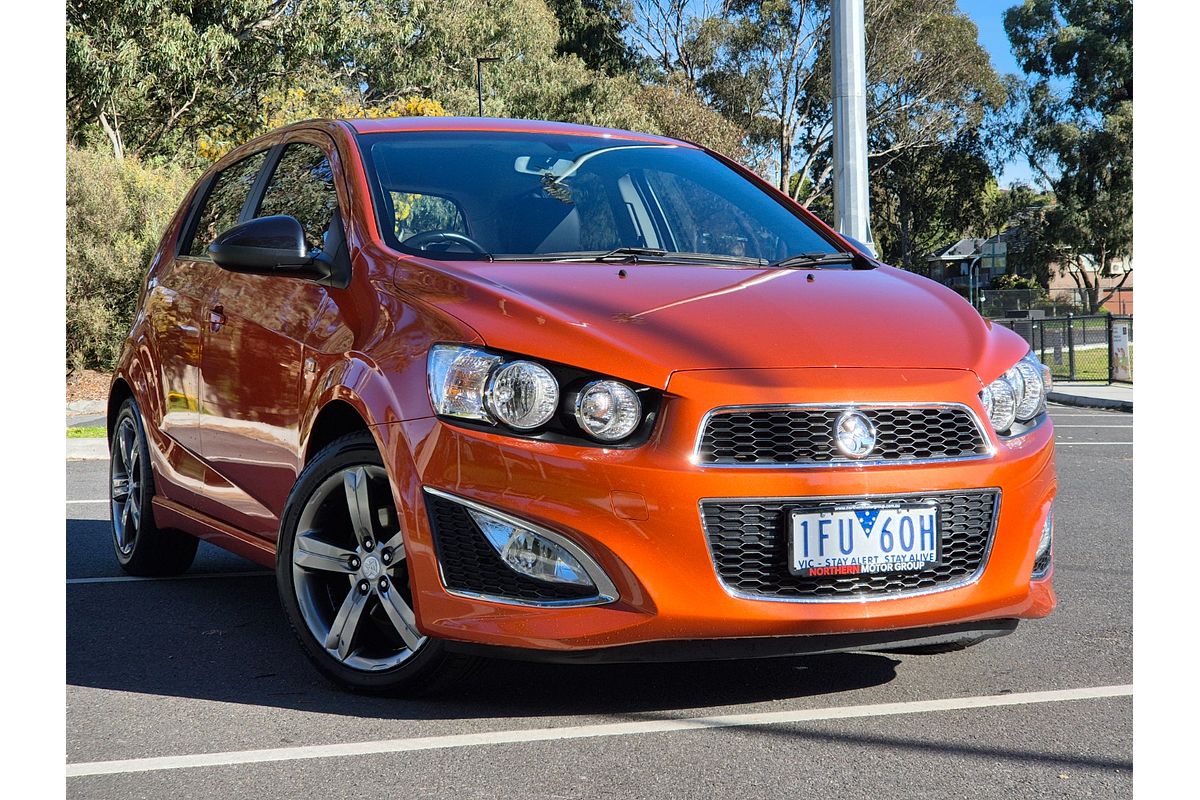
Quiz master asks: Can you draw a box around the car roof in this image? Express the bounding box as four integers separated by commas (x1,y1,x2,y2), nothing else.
346,116,696,147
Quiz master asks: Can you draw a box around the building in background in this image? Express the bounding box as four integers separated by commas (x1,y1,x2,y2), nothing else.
924,228,1133,318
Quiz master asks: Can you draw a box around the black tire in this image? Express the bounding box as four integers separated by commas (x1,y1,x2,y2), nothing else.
110,398,198,576
276,431,477,695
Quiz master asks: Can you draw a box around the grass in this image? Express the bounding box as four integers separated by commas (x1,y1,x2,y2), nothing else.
1044,343,1133,382
67,425,106,439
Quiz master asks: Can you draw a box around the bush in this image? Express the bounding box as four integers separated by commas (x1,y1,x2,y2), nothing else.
989,273,1047,296
66,146,195,371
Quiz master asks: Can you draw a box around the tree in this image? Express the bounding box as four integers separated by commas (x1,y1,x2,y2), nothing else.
1004,0,1132,313
869,134,993,273
627,1,727,90
66,1,348,161
635,78,749,158
633,0,1003,202
545,0,640,75
66,145,195,369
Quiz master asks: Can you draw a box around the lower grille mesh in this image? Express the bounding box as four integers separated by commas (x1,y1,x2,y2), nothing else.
701,490,999,599
424,492,597,602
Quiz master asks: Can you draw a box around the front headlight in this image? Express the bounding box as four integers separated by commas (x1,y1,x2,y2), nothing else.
485,360,559,429
979,351,1051,437
427,345,502,421
575,380,642,441
427,344,654,444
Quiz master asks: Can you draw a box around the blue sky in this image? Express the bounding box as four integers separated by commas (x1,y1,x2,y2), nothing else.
957,0,1036,186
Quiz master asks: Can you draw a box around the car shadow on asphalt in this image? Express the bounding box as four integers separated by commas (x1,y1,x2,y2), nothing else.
67,524,900,721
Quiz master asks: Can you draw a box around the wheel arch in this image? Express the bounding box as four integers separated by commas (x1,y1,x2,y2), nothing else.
107,377,134,440
303,399,373,465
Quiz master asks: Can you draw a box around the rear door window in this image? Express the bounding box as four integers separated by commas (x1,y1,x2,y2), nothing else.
184,151,269,257
255,143,339,254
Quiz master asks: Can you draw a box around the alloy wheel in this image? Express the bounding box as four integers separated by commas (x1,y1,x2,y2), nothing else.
291,465,427,671
110,416,143,555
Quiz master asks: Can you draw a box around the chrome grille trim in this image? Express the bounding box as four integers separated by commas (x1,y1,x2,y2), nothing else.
693,402,995,468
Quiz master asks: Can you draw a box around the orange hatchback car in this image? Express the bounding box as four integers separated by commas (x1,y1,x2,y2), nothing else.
108,117,1056,692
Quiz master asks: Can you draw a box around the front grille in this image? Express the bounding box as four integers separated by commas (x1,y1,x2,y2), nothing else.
424,491,597,603
697,405,990,466
701,490,999,600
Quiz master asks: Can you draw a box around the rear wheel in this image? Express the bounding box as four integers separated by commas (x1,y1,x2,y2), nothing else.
110,398,198,576
276,431,475,694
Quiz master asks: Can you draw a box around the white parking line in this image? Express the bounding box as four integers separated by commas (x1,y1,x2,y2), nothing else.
67,571,271,585
65,683,1132,778
1055,441,1133,446
1052,425,1132,428
1048,411,1133,416
67,499,108,505
1050,414,1133,419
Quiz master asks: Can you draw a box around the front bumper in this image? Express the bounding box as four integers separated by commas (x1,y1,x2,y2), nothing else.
381,367,1056,655
444,618,1020,664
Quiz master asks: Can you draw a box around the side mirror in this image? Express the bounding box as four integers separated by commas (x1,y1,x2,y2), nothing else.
209,215,318,276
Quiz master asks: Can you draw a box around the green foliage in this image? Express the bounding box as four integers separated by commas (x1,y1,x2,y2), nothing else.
634,79,748,159
991,273,1046,296
66,145,195,370
870,135,993,272
546,0,640,75
686,0,1004,200
67,1,329,161
1003,0,1133,313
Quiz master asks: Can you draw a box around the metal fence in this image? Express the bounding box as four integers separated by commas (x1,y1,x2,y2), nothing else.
960,287,1134,318
993,315,1134,384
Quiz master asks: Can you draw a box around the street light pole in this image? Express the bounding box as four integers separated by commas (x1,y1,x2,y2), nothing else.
968,255,982,310
831,0,874,252
476,57,500,116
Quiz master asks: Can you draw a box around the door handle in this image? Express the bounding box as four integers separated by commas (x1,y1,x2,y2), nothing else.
208,305,226,333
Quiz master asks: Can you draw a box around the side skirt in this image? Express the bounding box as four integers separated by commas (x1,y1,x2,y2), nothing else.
152,496,276,568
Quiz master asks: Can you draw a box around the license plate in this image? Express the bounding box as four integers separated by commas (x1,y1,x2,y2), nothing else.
789,502,940,577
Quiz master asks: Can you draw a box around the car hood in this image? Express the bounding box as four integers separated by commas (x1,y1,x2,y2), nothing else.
398,260,1025,390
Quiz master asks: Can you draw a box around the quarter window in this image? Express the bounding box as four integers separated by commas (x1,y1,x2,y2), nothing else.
184,151,268,258
256,143,339,254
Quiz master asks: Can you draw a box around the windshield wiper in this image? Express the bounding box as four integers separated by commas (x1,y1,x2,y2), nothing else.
770,251,857,268
592,246,670,261
489,247,665,263
490,247,768,266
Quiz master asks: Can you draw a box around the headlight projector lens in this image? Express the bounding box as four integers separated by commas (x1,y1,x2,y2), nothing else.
485,361,559,430
574,380,641,442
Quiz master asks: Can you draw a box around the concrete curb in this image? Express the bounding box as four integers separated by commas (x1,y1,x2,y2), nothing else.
1047,392,1133,413
67,400,106,415
67,438,109,461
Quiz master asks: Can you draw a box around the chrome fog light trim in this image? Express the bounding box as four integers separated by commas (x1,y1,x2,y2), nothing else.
424,487,619,605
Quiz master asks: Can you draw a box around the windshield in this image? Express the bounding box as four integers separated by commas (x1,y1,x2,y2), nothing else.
356,131,846,264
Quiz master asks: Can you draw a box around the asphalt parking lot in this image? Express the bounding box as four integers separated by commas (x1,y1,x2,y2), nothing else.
65,405,1132,799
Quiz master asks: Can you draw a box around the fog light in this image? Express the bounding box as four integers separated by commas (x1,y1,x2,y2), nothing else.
467,509,595,587
1036,509,1053,561
1032,506,1051,575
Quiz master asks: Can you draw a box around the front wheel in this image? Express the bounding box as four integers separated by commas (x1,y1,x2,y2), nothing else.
276,432,475,694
